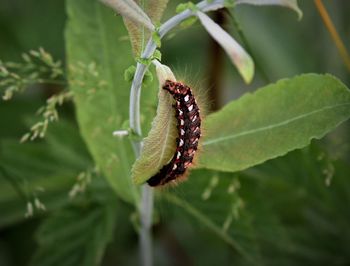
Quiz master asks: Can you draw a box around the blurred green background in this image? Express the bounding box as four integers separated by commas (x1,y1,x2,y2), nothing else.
0,0,350,265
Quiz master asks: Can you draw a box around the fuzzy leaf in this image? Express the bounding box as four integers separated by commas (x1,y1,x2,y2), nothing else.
132,63,177,185
235,0,303,20
197,11,254,84
123,18,144,56
124,0,169,56
197,74,350,172
100,0,154,31
147,0,169,23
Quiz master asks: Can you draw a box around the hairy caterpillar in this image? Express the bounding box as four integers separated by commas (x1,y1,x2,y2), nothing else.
147,80,201,186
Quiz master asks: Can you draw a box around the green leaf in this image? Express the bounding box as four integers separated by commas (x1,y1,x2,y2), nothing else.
30,201,116,266
197,11,254,84
124,65,136,82
146,0,169,24
65,0,139,203
224,0,235,8
235,0,303,20
163,170,261,264
123,0,169,56
176,2,198,13
132,63,177,185
100,0,154,31
123,19,144,56
0,166,74,228
152,30,162,48
152,49,162,61
241,146,350,265
0,118,91,227
179,16,198,28
143,69,153,85
165,142,350,264
136,57,152,65
197,74,350,172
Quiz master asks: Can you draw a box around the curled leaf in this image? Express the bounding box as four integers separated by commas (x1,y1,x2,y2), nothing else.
147,0,169,23
123,0,169,56
197,11,254,84
235,0,303,20
100,0,155,31
132,63,177,185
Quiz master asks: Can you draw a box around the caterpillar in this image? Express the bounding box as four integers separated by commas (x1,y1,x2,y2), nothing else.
147,80,201,187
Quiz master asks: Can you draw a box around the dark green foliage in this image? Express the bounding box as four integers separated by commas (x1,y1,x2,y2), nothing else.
0,107,92,227
31,200,116,266
165,142,350,265
1,0,350,266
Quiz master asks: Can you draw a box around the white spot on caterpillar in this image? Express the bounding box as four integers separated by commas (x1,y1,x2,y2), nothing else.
180,129,185,135
176,151,181,159
180,119,185,126
184,95,190,102
179,139,184,146
172,164,177,170
188,105,193,111
192,115,197,122
179,109,183,115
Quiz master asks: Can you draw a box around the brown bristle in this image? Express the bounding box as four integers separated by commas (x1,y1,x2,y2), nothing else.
147,80,201,187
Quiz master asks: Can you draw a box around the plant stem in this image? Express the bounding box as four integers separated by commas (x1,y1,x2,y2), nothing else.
207,10,226,111
128,1,226,265
139,185,154,266
314,0,350,73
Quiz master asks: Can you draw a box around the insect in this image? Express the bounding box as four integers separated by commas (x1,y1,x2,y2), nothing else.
147,80,201,186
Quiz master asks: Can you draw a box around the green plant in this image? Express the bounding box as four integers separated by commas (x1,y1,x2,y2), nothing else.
1,0,350,266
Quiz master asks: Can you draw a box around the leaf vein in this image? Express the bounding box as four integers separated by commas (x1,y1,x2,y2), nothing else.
203,102,350,146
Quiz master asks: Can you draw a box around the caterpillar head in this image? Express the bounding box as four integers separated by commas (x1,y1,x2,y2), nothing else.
163,80,190,97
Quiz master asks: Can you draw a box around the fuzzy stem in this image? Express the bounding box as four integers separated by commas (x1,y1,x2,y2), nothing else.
128,1,226,265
